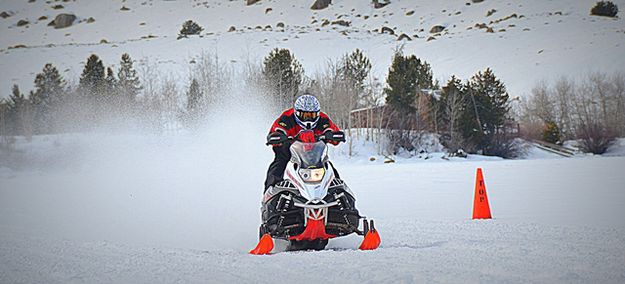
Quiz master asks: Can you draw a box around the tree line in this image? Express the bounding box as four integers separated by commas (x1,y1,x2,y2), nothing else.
245,47,518,158
1,53,142,138
521,74,625,154
2,48,620,156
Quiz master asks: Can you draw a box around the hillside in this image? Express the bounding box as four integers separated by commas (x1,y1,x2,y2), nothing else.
1,0,624,98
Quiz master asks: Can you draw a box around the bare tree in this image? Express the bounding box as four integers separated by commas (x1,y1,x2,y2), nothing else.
523,73,623,153
189,52,233,110
0,101,15,151
159,77,182,133
137,59,163,132
570,75,616,153
439,78,466,152
554,77,575,139
530,81,555,122
611,72,625,136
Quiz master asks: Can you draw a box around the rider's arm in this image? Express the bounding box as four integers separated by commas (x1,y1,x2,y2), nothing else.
268,109,298,146
318,112,341,145
269,109,296,135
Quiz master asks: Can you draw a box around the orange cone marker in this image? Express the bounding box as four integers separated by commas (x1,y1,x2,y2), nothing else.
472,168,492,219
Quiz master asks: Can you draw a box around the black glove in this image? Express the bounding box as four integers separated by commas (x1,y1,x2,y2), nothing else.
323,131,346,143
266,132,288,146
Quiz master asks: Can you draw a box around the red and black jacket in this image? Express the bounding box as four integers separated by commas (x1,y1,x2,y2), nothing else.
269,108,340,144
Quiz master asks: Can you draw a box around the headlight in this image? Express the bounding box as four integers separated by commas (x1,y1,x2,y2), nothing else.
298,168,325,182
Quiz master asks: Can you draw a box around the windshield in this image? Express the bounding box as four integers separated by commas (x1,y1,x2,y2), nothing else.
290,141,326,168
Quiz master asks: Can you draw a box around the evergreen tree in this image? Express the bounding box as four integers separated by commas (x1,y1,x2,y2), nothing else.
78,54,107,126
102,67,120,112
460,68,515,156
31,63,65,133
339,49,372,108
542,120,561,144
185,78,203,126
186,78,202,113
117,53,141,107
340,49,371,90
105,67,117,91
9,85,26,112
0,99,10,141
384,52,436,153
105,67,118,95
79,54,106,99
384,52,434,116
7,85,29,135
178,20,204,37
263,48,303,109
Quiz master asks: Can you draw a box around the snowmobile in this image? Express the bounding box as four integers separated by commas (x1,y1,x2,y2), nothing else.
250,130,381,255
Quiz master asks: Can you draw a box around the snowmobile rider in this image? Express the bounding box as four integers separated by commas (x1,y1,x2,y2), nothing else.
264,93,345,191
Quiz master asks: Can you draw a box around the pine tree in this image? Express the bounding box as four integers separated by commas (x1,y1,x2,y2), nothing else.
0,99,10,142
77,54,107,126
339,49,372,108
384,52,435,153
105,67,117,91
384,52,434,116
117,53,141,107
79,54,106,99
31,63,65,133
185,78,203,126
9,85,26,112
186,78,202,114
103,67,120,111
340,49,371,90
178,20,204,37
7,85,28,135
263,48,303,109
460,68,515,156
542,120,561,144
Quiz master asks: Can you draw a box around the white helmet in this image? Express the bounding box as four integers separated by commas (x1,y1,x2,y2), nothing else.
294,94,320,129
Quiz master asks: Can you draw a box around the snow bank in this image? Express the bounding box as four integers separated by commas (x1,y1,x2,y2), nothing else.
605,138,625,157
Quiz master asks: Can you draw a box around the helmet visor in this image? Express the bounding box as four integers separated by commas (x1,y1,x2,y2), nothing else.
296,110,319,122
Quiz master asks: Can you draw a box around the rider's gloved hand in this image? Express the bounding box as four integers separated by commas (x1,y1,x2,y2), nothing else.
266,131,288,146
323,131,346,143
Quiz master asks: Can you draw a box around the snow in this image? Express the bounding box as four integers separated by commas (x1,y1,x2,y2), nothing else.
3,0,625,282
605,138,625,157
2,0,625,98
2,126,625,283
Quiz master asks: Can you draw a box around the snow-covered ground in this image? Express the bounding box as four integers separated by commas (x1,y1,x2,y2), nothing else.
3,0,625,282
1,127,625,283
2,0,625,98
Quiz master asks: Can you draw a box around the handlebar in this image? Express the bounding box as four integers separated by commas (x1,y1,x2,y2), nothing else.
266,130,345,146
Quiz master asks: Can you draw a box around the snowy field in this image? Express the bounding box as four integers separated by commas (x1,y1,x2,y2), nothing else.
1,130,625,283
2,0,625,282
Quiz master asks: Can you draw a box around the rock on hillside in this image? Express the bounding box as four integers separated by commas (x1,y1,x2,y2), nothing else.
51,13,76,29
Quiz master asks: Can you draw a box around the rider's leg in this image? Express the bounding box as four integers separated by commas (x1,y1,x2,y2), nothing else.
264,144,292,191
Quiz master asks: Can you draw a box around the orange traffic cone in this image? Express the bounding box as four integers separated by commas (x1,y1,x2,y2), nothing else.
472,168,492,219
